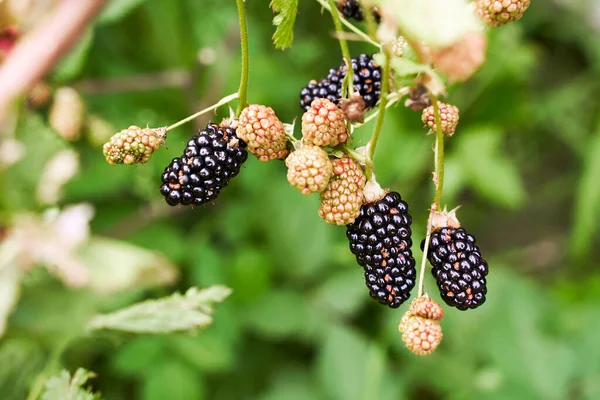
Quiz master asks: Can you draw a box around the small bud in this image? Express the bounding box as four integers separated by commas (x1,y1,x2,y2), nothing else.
48,87,85,141
338,92,367,124
404,85,431,112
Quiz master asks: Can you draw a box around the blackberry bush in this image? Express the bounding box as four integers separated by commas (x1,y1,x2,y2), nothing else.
159,123,248,206
98,0,532,358
346,191,416,308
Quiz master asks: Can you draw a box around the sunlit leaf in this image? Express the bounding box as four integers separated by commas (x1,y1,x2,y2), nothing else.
87,285,231,334
41,369,101,400
270,0,298,50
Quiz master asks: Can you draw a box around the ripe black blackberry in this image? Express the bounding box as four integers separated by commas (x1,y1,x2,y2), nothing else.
159,123,247,206
422,227,488,310
336,0,381,22
346,191,416,308
299,54,381,111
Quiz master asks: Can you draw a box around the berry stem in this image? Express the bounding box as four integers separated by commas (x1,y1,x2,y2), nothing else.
431,96,445,205
365,51,391,177
166,92,239,132
315,0,380,48
327,0,354,96
236,0,249,116
416,96,446,298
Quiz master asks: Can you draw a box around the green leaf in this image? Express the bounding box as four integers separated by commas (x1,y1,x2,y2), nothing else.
270,0,298,50
386,55,430,77
455,127,526,209
97,0,148,25
318,325,386,400
41,369,101,400
87,285,232,334
569,120,600,258
142,361,204,400
310,269,366,317
245,290,309,339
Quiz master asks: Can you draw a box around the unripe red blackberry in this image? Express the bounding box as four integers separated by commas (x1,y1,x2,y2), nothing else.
302,98,349,147
476,0,531,27
429,33,487,82
399,314,443,356
408,296,444,321
103,125,166,165
336,0,381,22
285,145,333,194
421,212,489,310
159,123,247,206
237,104,289,162
346,191,416,308
300,54,381,111
318,155,366,225
421,102,460,136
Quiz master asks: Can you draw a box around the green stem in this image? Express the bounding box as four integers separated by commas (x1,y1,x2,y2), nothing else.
236,0,249,116
327,0,354,96
416,96,446,298
365,52,390,177
431,97,445,205
316,0,380,48
166,92,239,131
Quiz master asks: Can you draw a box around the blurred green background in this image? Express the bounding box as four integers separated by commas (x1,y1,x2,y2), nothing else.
2,0,600,399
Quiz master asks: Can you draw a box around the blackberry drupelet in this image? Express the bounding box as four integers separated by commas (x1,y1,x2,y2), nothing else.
346,191,416,308
336,0,381,22
159,123,248,206
299,54,381,111
422,227,488,310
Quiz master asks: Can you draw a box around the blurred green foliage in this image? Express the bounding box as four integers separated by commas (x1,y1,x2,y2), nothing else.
1,0,600,399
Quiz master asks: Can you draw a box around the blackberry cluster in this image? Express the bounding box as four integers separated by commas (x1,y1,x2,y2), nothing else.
336,0,381,22
159,123,248,206
346,192,416,308
422,228,488,310
299,54,381,111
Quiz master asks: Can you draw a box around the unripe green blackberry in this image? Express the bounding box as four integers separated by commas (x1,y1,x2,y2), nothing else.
318,155,366,225
346,191,416,308
103,125,166,165
399,314,443,356
476,0,531,27
421,211,489,310
237,104,289,162
286,145,333,194
159,123,247,206
421,102,460,136
302,98,349,147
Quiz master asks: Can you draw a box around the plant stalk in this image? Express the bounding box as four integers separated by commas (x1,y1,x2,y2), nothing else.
236,0,249,116
416,96,445,298
327,0,354,96
166,92,239,131
365,52,391,177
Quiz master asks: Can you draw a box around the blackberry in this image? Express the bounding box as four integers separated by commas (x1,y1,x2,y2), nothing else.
336,0,381,23
159,123,247,206
422,227,488,310
299,54,381,111
346,191,416,308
